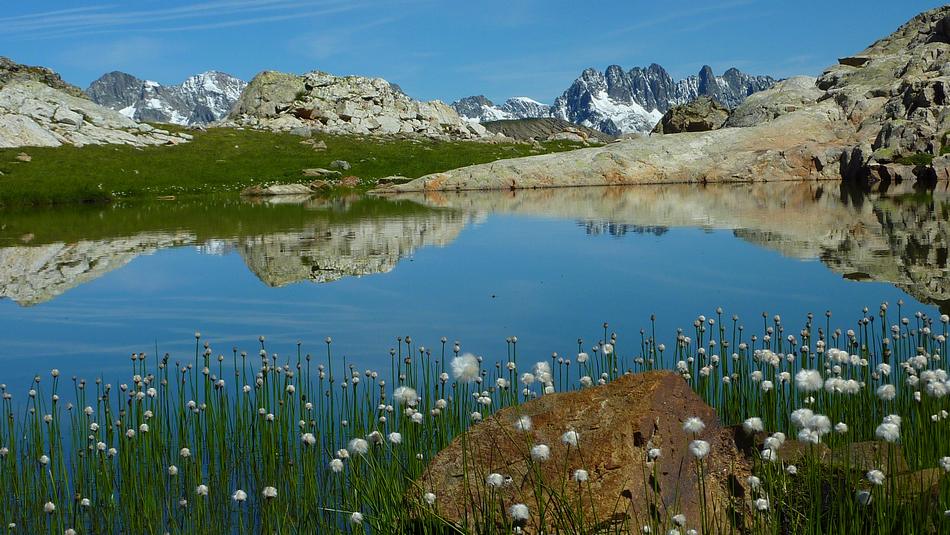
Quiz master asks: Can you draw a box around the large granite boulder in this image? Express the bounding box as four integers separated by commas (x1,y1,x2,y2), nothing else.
652,96,729,134
724,76,823,127
418,371,751,534
228,70,488,140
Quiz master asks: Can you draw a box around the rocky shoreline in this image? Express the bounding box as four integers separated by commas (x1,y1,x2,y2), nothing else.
374,6,950,193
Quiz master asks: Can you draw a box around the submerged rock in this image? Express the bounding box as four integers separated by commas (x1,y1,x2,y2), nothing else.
418,371,751,534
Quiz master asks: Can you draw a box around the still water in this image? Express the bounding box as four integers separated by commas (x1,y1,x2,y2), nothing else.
0,182,947,387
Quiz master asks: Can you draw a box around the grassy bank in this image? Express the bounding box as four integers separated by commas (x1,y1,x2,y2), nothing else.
1,306,948,533
0,127,585,206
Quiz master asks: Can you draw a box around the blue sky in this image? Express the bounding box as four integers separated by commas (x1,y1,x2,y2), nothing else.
0,0,943,103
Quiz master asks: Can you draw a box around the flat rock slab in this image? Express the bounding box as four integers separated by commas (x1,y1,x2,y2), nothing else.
418,371,750,534
240,183,313,196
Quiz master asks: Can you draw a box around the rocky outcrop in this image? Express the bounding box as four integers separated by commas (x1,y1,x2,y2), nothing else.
481,118,614,143
0,81,193,148
652,96,729,134
0,56,86,99
419,371,750,534
227,70,487,139
724,76,822,127
86,70,246,125
376,6,950,191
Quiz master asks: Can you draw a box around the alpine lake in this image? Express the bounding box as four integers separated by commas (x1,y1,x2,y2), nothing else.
0,181,947,387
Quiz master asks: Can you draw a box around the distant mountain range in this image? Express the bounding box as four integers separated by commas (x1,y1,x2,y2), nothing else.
86,71,246,125
452,64,775,135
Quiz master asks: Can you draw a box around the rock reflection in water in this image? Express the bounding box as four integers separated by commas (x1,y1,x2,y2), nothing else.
0,182,947,312
397,181,950,312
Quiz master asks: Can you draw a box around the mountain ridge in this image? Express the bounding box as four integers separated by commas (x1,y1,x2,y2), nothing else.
86,70,246,125
452,64,775,135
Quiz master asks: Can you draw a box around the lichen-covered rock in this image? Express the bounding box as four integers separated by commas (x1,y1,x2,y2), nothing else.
418,371,751,534
228,70,487,139
652,96,729,133
0,56,86,99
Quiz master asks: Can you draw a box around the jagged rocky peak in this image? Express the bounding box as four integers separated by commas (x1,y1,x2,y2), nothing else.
86,70,247,125
451,95,551,123
228,69,487,139
0,56,86,98
552,63,775,135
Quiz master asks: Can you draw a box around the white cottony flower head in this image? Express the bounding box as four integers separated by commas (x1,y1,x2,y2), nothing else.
388,432,402,444
672,514,686,526
689,440,710,459
423,492,436,505
573,469,589,482
754,497,769,512
795,369,824,392
509,503,530,522
262,486,277,499
790,408,814,429
875,422,900,443
577,352,589,363
786,464,798,475
835,422,849,434
348,438,369,455
486,473,505,488
450,353,480,382
746,475,761,490
232,490,247,502
168,465,178,476
196,484,208,496
301,433,316,446
531,444,551,462
514,415,532,431
682,417,705,434
648,448,662,461
742,417,763,434
561,430,580,447
180,448,191,458
43,502,55,514
876,384,896,401
602,343,613,355
393,386,418,407
350,512,363,525
866,469,885,485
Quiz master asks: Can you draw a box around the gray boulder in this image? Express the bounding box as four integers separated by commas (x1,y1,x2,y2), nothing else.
725,76,823,127
652,96,729,134
330,160,351,170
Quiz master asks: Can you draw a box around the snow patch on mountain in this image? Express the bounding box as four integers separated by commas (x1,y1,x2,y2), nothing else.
451,95,551,123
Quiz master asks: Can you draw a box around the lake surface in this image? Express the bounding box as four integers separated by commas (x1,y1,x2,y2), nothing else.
0,181,947,387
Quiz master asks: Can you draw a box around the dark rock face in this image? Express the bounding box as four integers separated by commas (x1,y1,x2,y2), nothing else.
0,56,86,99
653,96,730,134
418,371,751,534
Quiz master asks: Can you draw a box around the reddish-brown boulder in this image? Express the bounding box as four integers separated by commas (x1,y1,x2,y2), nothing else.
417,371,751,534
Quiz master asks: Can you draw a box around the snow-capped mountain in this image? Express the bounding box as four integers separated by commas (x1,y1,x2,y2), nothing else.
451,95,551,122
86,71,246,125
552,64,775,135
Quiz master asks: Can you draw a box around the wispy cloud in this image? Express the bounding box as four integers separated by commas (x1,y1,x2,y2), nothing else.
1,0,373,40
607,0,758,36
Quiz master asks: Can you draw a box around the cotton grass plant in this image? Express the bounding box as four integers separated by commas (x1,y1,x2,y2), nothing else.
0,303,949,533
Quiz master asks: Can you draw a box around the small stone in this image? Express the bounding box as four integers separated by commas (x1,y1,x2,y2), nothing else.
330,160,351,170
15,152,31,162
